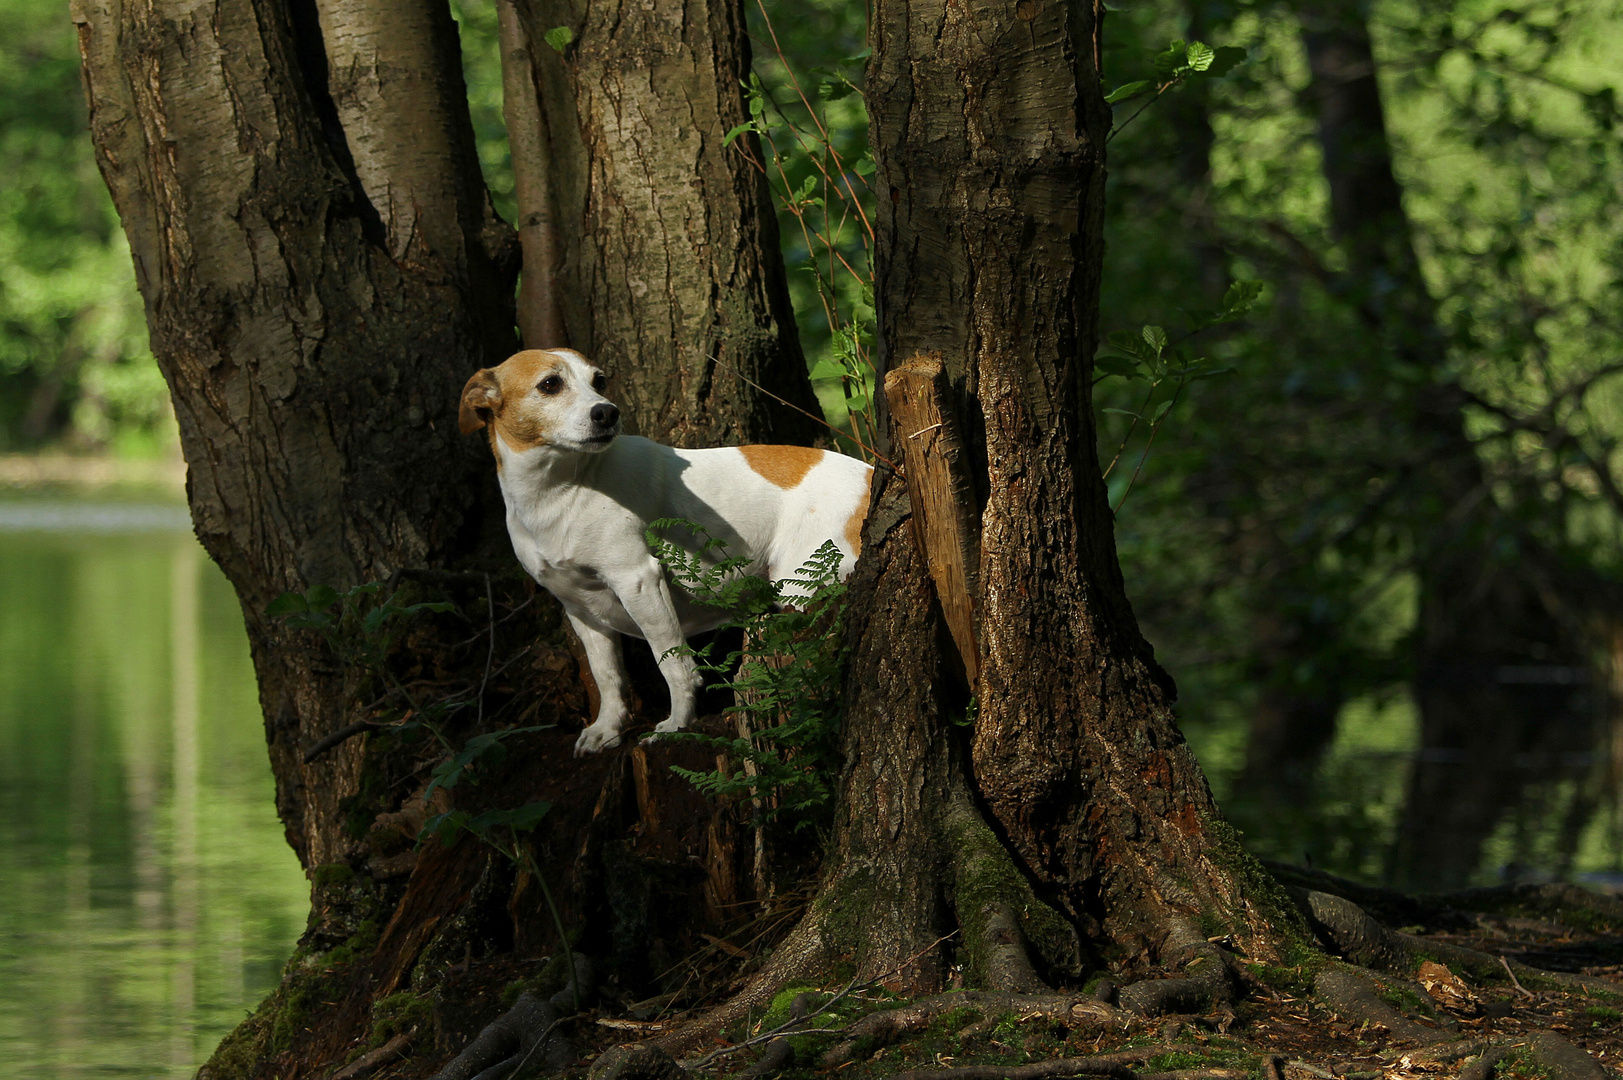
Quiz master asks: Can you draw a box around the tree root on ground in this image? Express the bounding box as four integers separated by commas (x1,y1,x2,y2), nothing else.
1297,889,1622,996
1118,922,1238,1018
817,991,1123,1068
621,872,1623,1080
429,956,593,1080
1310,967,1450,1045
884,1044,1217,1080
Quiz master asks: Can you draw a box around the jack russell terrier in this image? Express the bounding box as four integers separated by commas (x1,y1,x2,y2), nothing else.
460,349,873,755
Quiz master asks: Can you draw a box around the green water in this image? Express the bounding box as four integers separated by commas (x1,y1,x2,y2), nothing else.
0,502,308,1077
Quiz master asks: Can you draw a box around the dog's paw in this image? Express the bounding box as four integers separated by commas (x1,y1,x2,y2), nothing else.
574,724,624,757
639,717,690,747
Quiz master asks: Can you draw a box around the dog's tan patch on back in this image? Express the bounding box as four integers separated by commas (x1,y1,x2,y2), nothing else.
845,482,871,555
740,444,823,489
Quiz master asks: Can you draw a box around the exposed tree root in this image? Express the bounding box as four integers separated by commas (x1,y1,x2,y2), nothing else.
1298,889,1623,996
885,1043,1195,1080
654,899,836,1057
1118,923,1237,1018
1526,1033,1610,1080
1268,863,1623,934
941,788,1079,992
1456,1044,1513,1080
818,991,1123,1068
1311,967,1449,1044
429,957,593,1080
328,1030,416,1080
730,992,812,1080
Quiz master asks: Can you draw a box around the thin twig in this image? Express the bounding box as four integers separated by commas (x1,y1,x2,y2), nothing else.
705,353,899,473
476,573,495,728
1107,81,1175,144
1500,955,1535,999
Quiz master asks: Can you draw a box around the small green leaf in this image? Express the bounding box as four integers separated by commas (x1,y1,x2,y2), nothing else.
1153,39,1188,75
1150,399,1175,423
1185,41,1215,72
1104,80,1153,104
819,78,854,102
808,358,847,381
1107,330,1147,357
1141,325,1168,353
723,123,755,148
852,155,876,177
1101,407,1143,417
1220,279,1264,316
266,592,309,617
507,801,553,832
307,584,339,610
362,606,388,640
543,26,574,53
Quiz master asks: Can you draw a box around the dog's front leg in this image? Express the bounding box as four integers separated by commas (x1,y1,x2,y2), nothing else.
614,564,705,740
567,611,633,756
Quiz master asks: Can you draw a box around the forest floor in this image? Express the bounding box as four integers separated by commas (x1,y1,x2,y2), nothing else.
338,874,1623,1080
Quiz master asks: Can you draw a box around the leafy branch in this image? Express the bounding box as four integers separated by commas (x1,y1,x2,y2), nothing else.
1106,38,1247,143
1097,280,1265,513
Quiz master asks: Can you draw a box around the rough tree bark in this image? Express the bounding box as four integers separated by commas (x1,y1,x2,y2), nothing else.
516,0,825,449
73,0,818,1074
662,0,1305,1042
1294,0,1594,890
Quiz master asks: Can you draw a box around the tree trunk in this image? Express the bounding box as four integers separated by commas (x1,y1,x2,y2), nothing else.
675,1,1304,1032
73,0,820,1074
515,0,823,448
1294,0,1594,890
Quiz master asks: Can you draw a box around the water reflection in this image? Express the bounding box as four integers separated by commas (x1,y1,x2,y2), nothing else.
0,506,307,1077
1194,690,1623,891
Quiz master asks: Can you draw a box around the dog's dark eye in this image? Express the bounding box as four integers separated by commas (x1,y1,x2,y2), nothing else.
591,373,607,392
538,374,564,395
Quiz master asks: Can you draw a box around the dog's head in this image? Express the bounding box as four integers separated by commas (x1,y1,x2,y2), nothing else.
459,349,620,454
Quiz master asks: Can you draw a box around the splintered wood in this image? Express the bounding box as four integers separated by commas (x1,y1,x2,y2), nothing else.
883,353,981,692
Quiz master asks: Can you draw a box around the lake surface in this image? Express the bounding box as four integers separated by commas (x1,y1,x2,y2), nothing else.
0,497,308,1078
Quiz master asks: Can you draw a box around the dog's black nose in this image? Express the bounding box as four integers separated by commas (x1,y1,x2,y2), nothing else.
591,402,620,428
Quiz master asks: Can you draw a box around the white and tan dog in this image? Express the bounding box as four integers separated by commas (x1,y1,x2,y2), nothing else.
460,349,873,755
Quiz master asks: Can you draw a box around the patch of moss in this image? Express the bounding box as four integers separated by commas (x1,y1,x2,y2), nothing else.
943,798,1080,983
1203,816,1323,968
1146,1051,1213,1071
1247,961,1314,996
932,1005,982,1033
194,989,282,1080
311,862,356,890
368,991,431,1050
315,918,381,970
1375,982,1430,1016
1499,1047,1553,1080
272,978,319,1053
1586,1005,1621,1023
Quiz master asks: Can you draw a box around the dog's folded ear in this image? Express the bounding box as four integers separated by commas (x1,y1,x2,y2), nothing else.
459,369,503,434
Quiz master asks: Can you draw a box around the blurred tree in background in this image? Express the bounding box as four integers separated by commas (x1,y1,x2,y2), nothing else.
0,0,167,452
1100,0,1623,886
10,0,1623,890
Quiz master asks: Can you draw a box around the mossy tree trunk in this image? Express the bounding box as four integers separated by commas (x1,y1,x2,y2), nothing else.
73,0,816,1074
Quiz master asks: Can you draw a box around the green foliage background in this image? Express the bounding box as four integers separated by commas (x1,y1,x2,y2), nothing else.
0,0,165,453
